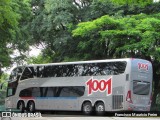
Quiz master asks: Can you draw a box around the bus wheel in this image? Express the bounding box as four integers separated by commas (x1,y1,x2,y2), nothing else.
28,101,35,113
17,101,25,113
95,102,105,115
82,102,93,115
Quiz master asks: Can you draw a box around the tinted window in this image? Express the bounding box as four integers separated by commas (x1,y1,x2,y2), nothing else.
69,86,85,97
32,87,40,97
43,61,126,77
59,86,85,97
133,81,150,95
10,67,24,81
7,81,18,97
19,88,32,97
20,67,34,80
20,61,126,80
19,86,85,97
59,87,70,97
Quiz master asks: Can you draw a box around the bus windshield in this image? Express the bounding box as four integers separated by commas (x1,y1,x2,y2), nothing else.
7,81,18,97
9,67,24,81
7,66,24,97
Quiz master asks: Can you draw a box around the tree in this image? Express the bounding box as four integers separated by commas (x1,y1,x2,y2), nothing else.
29,0,90,62
13,0,160,108
0,0,19,70
0,0,32,76
0,73,9,105
72,13,160,108
111,0,153,6
26,53,52,64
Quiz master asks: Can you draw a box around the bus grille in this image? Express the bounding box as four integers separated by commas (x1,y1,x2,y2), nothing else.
112,95,123,109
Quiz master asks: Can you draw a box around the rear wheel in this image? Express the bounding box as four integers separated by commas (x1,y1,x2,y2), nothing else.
82,102,93,115
95,102,105,115
28,101,35,113
17,101,25,113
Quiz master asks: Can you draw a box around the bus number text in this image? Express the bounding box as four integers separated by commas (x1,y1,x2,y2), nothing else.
86,77,112,96
138,63,148,71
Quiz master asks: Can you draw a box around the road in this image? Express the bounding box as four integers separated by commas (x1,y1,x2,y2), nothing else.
1,116,160,120
1,112,160,120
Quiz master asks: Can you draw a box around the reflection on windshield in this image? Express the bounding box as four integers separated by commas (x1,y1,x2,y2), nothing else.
7,81,18,97
9,67,24,81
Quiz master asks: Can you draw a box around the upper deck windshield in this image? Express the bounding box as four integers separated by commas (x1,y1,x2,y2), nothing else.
9,67,24,81
6,67,24,97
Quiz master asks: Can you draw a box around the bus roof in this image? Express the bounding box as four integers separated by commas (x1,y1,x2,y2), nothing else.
18,58,146,68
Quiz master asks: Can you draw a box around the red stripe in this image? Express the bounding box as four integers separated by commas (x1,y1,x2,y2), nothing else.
20,97,35,99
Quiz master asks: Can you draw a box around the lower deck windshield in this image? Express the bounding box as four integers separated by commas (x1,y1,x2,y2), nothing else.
7,81,18,97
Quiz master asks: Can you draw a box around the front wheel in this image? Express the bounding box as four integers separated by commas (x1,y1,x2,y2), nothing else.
95,102,105,115
82,102,93,115
28,101,35,113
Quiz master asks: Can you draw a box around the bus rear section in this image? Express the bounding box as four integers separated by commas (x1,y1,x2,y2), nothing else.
126,59,152,111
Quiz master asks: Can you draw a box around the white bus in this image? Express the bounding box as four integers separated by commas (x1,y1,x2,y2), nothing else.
3,58,152,115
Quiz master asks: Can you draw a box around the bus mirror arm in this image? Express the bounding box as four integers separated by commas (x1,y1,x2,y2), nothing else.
18,73,22,76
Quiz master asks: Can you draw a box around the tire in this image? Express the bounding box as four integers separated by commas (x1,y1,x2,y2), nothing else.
28,101,35,113
17,101,25,113
95,102,105,115
82,102,93,115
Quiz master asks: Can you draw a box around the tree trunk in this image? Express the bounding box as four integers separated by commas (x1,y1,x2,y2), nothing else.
0,63,2,77
151,61,160,108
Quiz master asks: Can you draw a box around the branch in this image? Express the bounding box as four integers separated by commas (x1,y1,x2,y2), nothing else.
73,0,81,9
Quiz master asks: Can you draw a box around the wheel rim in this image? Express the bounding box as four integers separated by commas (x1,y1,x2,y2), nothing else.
29,103,33,112
97,105,104,112
84,105,91,112
19,102,23,111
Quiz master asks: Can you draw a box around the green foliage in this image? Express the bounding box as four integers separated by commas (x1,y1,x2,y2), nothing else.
26,53,52,64
0,0,19,67
1,0,160,109
0,73,8,105
0,0,31,67
73,13,160,60
73,15,119,37
111,0,153,6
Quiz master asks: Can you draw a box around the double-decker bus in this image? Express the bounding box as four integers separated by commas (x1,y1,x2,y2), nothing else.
3,58,152,115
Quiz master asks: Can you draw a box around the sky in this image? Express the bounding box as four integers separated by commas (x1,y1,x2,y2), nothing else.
28,46,42,56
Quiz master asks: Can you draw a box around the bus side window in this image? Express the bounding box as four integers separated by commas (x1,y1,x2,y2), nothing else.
19,88,32,97
77,64,83,76
20,67,34,80
59,87,70,97
32,87,40,97
69,87,85,97
37,66,44,78
58,86,85,97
